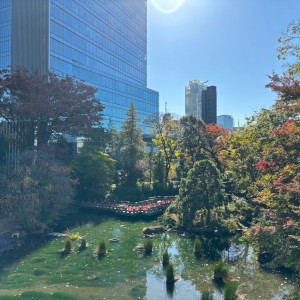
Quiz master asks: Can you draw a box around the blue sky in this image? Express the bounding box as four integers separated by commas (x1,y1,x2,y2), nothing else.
147,0,300,126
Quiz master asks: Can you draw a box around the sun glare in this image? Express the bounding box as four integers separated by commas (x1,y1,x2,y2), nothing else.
151,0,187,14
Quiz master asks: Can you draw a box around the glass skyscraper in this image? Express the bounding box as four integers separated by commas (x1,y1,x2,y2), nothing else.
0,0,159,131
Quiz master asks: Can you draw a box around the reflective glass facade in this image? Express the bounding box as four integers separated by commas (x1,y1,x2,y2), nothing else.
0,0,11,69
49,0,158,131
0,0,159,131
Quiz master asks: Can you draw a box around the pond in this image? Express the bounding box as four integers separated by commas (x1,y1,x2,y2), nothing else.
0,213,298,299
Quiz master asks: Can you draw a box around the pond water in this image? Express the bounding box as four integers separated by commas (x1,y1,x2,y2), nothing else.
0,213,298,299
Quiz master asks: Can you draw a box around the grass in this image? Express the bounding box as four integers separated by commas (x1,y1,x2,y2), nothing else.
162,251,170,267
144,239,153,255
166,263,175,286
79,237,87,250
213,260,228,280
97,240,106,257
224,281,239,300
201,291,213,300
63,239,72,253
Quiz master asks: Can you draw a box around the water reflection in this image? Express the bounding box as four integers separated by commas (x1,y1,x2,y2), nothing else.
0,214,298,299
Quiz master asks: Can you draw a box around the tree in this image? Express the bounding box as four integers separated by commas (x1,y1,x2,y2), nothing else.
152,113,180,183
120,101,145,186
178,160,224,229
0,151,74,229
72,146,116,201
0,68,104,150
277,20,300,78
179,115,229,172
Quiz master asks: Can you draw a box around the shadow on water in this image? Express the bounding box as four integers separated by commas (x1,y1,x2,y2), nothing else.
0,210,109,271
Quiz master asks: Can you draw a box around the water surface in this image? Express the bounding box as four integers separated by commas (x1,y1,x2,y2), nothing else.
0,214,298,299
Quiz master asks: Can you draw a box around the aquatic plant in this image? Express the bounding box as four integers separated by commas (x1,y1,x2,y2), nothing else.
224,281,239,300
166,263,175,286
79,237,87,250
64,239,72,253
201,291,213,300
98,240,106,256
213,260,228,280
194,237,202,256
70,232,80,241
162,251,170,267
144,239,153,255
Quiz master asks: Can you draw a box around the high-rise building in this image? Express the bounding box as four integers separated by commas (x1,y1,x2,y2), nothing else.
0,0,158,131
217,115,234,130
185,80,217,124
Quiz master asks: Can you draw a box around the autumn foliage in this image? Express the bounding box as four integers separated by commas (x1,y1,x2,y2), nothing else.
0,68,104,150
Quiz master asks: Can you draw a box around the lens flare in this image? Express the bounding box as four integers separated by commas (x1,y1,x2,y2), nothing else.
151,0,187,14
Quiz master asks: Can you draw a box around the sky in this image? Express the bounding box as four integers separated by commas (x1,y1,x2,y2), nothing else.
147,0,300,126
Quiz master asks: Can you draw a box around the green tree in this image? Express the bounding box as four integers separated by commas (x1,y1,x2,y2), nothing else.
72,146,116,201
152,114,180,183
120,101,145,186
178,160,224,229
277,20,300,78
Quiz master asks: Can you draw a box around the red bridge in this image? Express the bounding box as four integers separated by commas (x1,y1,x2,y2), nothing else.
80,196,176,217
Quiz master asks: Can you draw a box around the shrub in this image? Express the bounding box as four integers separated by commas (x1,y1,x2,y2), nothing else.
144,240,153,255
224,282,239,300
79,238,87,250
162,251,170,267
98,240,106,256
201,291,213,300
166,264,175,286
213,260,228,280
64,239,72,253
194,237,202,256
70,232,79,241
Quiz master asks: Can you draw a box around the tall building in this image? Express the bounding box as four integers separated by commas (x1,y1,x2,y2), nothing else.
0,0,158,131
217,115,234,130
185,80,217,124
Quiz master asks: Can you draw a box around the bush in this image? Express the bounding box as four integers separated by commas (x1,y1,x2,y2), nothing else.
194,237,202,256
213,260,228,280
162,251,170,267
70,232,79,241
224,282,239,300
144,240,153,255
201,291,213,300
79,238,87,250
64,239,72,253
166,263,175,286
98,241,106,256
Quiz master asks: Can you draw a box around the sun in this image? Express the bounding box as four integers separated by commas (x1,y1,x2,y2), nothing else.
151,0,187,14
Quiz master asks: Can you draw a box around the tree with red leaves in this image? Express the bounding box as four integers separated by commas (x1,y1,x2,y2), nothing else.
0,68,104,150
178,115,229,171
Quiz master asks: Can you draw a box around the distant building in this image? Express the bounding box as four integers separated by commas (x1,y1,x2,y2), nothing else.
185,80,217,124
217,115,234,130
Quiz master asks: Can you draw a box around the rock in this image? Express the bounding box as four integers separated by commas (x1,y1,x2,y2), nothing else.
145,234,155,239
109,238,120,243
143,226,165,234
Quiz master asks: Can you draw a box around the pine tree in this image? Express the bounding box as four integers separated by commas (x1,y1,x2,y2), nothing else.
121,101,145,186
